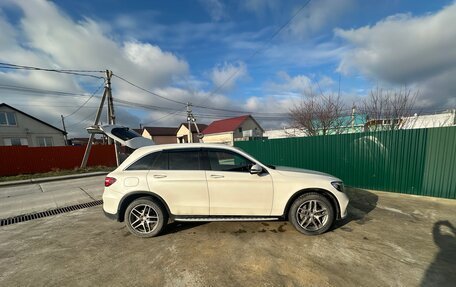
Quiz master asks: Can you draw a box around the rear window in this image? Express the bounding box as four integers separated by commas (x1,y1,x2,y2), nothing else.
111,127,140,141
127,149,201,170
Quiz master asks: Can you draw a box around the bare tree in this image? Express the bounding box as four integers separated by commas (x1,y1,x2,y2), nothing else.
289,93,346,136
360,87,417,131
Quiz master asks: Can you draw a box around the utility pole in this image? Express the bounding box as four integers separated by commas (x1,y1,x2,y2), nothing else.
106,71,120,166
186,102,192,143
185,102,204,143
60,115,68,145
80,70,111,168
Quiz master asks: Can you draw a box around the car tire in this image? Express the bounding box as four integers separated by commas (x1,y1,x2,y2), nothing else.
289,192,335,235
125,197,167,238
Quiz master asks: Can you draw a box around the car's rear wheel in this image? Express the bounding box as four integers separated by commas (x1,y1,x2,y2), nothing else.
289,192,334,235
125,198,167,238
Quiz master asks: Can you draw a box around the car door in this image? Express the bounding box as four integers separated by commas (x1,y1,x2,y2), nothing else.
146,149,209,215
204,148,274,216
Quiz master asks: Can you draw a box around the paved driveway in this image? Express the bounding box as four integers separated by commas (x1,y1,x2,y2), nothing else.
0,175,105,218
0,188,455,286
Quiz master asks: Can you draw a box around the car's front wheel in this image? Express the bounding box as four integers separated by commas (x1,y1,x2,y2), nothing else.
125,197,167,238
289,192,335,235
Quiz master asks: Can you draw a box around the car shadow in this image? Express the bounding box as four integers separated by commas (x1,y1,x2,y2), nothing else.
333,187,378,230
162,221,207,235
421,220,456,287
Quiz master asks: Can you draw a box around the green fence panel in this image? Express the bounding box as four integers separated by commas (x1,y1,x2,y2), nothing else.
235,126,456,199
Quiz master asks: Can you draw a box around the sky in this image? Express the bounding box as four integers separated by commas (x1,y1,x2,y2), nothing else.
0,0,455,137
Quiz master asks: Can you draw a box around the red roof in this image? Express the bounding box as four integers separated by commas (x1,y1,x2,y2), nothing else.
202,115,250,134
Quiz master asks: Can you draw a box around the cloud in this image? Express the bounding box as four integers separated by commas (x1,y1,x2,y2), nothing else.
210,61,248,92
240,0,282,16
286,0,355,40
198,0,227,22
335,2,456,109
266,71,336,97
0,0,192,136
241,0,354,40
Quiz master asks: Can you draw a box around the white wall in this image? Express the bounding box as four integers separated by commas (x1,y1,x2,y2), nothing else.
0,106,66,147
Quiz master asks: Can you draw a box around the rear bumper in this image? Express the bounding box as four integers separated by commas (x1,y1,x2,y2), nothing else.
103,209,119,221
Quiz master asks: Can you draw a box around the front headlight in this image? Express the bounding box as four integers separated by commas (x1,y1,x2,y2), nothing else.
331,181,344,192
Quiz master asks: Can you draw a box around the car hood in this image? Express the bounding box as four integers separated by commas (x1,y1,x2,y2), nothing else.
274,166,335,178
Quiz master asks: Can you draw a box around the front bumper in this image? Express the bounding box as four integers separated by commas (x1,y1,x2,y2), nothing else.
336,191,350,220
340,206,348,219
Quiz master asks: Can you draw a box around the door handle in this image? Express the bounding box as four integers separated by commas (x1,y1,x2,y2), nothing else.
210,174,224,179
153,174,167,179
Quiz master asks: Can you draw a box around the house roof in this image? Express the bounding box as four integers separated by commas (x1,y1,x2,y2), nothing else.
143,126,177,136
0,103,67,135
132,128,143,135
178,123,208,133
202,115,253,134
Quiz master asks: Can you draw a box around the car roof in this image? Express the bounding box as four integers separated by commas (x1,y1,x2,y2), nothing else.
118,143,245,171
135,143,237,152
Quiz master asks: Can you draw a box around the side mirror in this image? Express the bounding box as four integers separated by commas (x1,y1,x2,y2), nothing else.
250,164,263,175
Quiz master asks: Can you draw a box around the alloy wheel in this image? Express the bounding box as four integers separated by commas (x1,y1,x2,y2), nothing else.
295,199,329,231
128,204,159,234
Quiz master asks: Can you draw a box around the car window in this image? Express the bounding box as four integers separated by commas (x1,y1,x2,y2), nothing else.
151,152,168,170
168,150,200,170
207,150,253,172
126,152,160,170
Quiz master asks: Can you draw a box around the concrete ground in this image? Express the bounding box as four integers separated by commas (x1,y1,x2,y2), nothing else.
0,188,455,287
0,175,105,218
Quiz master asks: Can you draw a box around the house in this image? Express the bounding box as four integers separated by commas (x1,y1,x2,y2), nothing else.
265,114,366,139
142,126,177,144
264,128,306,139
400,110,456,129
68,137,106,146
202,115,264,146
176,123,208,143
363,110,456,131
0,103,66,147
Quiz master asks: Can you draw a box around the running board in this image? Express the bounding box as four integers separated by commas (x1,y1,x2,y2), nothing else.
174,217,279,222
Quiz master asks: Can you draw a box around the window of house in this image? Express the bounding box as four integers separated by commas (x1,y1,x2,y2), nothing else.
206,149,253,172
37,137,53,147
3,138,28,146
238,127,242,133
0,111,17,126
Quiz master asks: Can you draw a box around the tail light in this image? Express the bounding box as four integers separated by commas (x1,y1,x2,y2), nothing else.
104,177,117,187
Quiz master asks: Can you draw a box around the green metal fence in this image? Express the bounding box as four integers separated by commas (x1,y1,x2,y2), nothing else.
235,126,456,199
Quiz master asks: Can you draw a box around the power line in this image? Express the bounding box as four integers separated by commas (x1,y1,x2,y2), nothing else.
66,114,96,128
63,80,106,118
0,62,104,79
207,0,313,96
111,98,184,112
0,84,94,98
111,73,293,115
142,107,188,126
112,74,187,105
4,103,99,108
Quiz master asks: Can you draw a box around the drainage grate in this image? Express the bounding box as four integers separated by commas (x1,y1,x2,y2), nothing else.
0,200,103,227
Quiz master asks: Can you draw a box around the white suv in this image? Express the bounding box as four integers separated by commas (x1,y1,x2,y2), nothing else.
102,142,349,237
